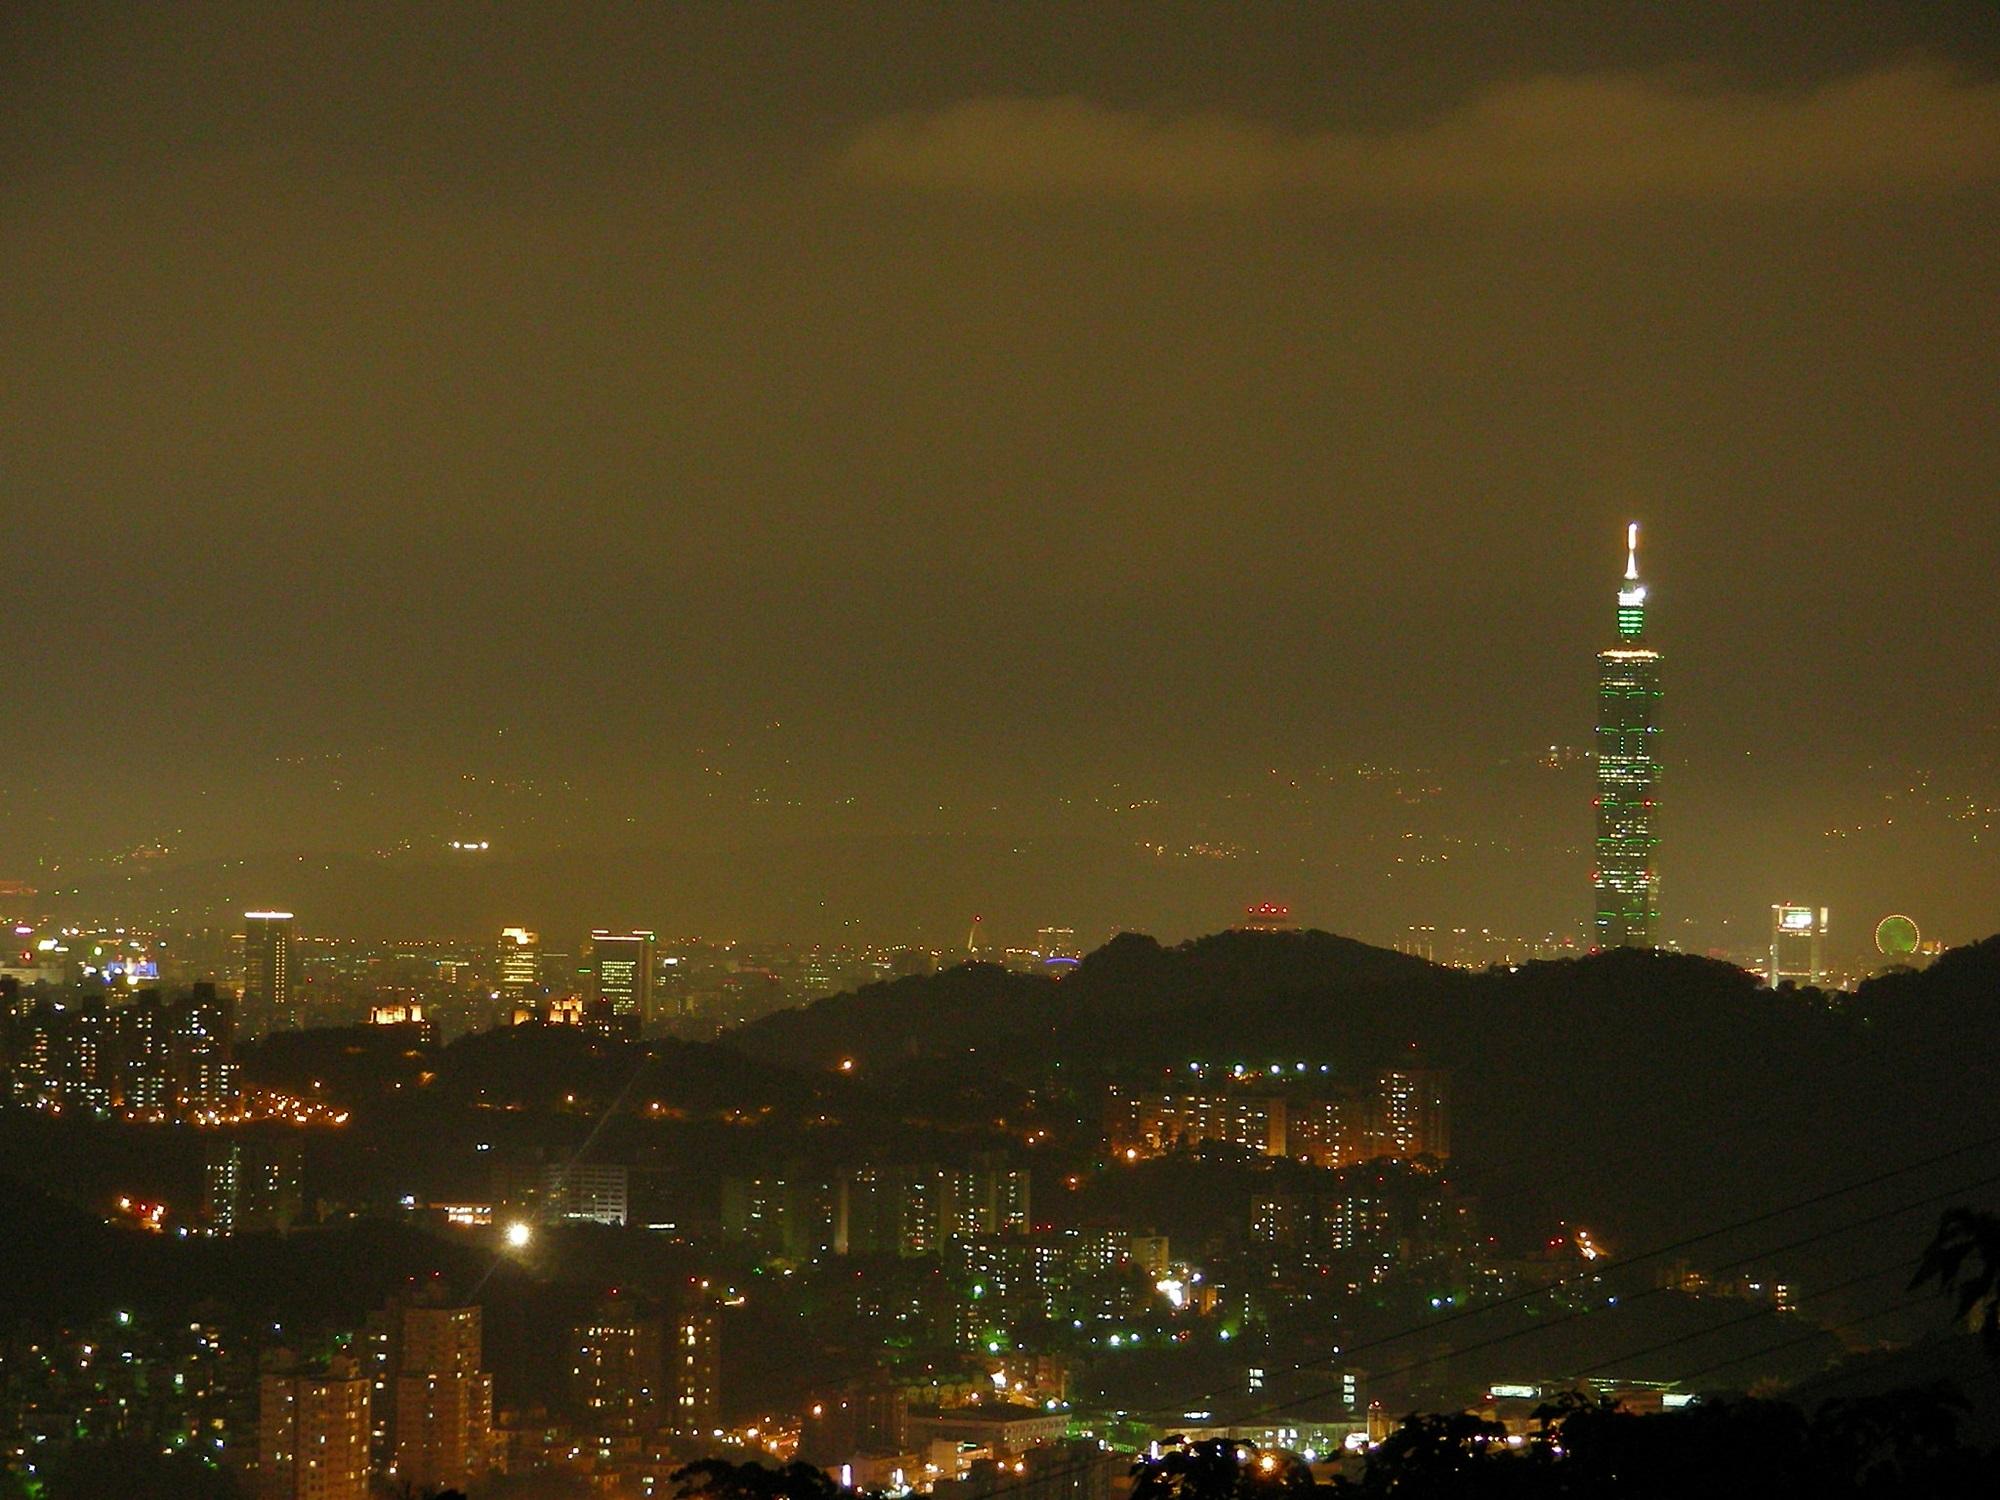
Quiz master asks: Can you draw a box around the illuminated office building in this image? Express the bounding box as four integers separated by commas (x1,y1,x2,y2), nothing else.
494,1156,630,1226
589,930,655,1032
496,927,540,1000
1034,926,1081,964
1593,524,1663,948
243,911,296,1031
1768,905,1829,988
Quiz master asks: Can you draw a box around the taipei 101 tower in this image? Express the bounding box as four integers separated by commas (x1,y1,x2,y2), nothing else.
1593,524,1663,948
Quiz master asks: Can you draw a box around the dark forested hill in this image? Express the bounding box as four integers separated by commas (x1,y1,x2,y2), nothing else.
729,928,2000,1301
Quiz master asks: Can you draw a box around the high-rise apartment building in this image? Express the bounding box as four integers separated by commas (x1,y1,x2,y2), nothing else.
589,930,655,1033
257,1352,371,1500
833,1161,1031,1257
115,990,176,1112
1593,525,1663,948
1104,1088,1288,1158
205,1136,306,1234
243,912,296,1032
720,1171,836,1260
51,998,115,1111
1108,1073,1450,1166
1373,1068,1451,1161
4,983,238,1117
669,1298,721,1437
571,1295,665,1432
173,982,240,1113
385,1299,498,1493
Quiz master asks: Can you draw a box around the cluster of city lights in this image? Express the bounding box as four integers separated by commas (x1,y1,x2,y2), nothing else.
188,1088,350,1127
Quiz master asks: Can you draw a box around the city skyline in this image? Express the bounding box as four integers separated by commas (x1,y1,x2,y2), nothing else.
3,3,1997,955
3,7,1998,1496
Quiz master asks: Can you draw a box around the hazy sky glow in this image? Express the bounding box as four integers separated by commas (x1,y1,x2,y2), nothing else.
3,3,1996,950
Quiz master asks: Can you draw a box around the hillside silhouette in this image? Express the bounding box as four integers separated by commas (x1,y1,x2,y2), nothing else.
731,929,2000,1297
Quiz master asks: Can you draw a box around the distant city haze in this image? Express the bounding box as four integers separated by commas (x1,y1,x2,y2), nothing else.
3,3,1996,953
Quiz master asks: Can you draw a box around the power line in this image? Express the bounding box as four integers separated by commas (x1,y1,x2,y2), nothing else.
1567,1254,1930,1385
1668,1294,1933,1387
1235,1130,2000,1400
1232,1164,2000,1428
860,1133,2000,1500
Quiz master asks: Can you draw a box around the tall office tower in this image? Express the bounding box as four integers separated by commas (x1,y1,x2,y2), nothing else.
257,1352,372,1500
243,911,296,1032
1593,524,1664,948
386,1300,498,1493
1768,905,1829,988
589,930,655,1031
496,927,540,1001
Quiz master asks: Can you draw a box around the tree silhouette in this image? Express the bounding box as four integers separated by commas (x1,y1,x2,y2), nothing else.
1911,1207,2000,1354
672,1458,846,1500
1809,1385,1981,1495
1334,1412,1521,1499
1131,1437,1314,1500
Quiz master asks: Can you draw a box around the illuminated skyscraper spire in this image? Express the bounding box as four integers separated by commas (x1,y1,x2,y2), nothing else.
1593,523,1662,948
1616,522,1647,640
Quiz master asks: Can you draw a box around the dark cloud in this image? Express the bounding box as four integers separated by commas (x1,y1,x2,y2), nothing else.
841,63,2000,203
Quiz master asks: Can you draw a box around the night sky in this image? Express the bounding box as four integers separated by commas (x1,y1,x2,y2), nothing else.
4,3,1997,950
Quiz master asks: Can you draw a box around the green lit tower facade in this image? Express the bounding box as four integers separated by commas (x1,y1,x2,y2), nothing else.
1593,523,1662,948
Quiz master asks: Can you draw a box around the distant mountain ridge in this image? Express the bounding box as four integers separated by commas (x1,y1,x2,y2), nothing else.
729,928,2000,1291
730,926,1445,1072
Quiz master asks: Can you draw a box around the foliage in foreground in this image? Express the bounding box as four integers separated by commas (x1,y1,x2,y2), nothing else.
1132,1393,1996,1500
